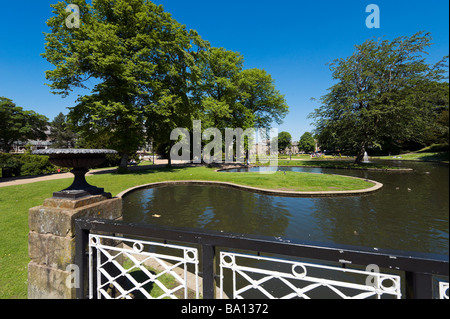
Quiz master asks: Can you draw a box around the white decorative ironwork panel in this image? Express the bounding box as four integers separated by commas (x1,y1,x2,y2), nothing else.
88,234,199,299
219,252,402,299
439,282,449,299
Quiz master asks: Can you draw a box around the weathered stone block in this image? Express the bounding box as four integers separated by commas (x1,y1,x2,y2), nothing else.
43,195,106,210
28,232,75,269
28,262,75,299
29,197,122,237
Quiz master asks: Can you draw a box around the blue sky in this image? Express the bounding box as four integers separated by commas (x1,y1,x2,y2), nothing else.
0,0,448,141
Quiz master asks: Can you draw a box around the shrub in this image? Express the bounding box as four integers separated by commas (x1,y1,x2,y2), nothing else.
0,153,64,177
103,153,121,167
0,153,23,176
20,155,55,176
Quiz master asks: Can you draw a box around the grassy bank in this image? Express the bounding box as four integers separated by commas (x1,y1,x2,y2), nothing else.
373,151,449,163
0,166,375,299
260,159,409,170
278,146,449,164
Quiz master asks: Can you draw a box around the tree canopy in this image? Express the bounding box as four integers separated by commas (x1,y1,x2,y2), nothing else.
43,0,208,167
43,0,288,167
277,131,292,153
49,112,77,148
299,132,316,153
0,97,49,153
309,31,449,163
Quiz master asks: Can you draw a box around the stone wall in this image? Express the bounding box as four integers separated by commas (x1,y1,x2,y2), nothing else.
28,195,122,299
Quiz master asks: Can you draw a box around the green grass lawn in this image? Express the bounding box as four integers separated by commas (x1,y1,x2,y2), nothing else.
364,144,449,163
0,165,375,299
264,159,408,170
373,151,449,162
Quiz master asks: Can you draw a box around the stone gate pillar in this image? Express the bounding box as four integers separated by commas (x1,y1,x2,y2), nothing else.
28,194,122,299
27,148,121,299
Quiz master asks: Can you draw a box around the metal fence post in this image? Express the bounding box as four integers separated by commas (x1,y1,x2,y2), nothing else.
75,222,89,299
202,244,216,299
406,271,434,299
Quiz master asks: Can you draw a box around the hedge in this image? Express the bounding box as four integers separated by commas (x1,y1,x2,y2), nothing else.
0,153,67,177
0,152,122,178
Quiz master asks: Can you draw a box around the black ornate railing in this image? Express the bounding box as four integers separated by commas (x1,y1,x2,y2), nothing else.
75,218,448,299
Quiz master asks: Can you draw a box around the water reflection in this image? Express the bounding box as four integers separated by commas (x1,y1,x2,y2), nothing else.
123,161,449,255
124,185,291,237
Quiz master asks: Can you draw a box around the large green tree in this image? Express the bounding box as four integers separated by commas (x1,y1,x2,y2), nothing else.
277,131,292,153
194,47,289,158
309,31,448,163
0,97,49,153
238,68,289,130
43,0,206,168
144,27,208,166
197,47,289,131
49,112,77,148
196,47,247,130
299,132,316,153
43,1,288,168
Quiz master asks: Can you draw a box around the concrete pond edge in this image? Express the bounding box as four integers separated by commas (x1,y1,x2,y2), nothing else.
116,177,384,199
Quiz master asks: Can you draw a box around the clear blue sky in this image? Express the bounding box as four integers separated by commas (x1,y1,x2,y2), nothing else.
0,0,448,141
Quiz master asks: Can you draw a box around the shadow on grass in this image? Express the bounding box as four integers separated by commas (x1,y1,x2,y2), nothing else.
125,165,193,176
416,153,449,162
127,269,157,299
89,164,194,176
417,145,449,153
108,267,191,299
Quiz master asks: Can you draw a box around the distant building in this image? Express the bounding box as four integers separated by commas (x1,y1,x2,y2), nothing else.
9,126,52,153
254,139,277,156
290,141,299,154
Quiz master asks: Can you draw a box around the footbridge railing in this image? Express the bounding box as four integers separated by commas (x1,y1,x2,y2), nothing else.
75,218,448,299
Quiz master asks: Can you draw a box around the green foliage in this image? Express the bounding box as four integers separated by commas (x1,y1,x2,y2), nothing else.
0,154,63,177
238,68,289,129
0,97,49,153
196,48,288,131
43,0,207,167
0,153,21,176
299,132,316,153
196,47,245,129
49,112,77,148
277,131,292,153
43,1,288,168
19,155,56,176
309,31,449,163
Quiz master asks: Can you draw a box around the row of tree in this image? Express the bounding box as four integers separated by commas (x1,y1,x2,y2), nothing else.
0,97,315,156
0,101,81,153
42,0,289,168
277,131,316,154
0,97,49,152
3,4,448,166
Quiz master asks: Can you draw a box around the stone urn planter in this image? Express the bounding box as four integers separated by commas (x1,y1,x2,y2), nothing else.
33,149,118,199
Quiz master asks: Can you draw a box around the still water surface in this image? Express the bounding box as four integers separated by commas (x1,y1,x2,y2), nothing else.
123,161,449,255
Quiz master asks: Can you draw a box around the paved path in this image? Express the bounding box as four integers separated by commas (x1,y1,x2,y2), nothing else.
0,159,188,188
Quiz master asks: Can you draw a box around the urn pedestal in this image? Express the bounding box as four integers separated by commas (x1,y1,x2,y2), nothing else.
28,149,122,299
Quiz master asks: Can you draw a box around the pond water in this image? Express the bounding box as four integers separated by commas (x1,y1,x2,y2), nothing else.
122,161,449,255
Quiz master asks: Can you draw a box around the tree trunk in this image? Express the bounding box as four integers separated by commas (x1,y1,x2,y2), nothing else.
119,153,129,169
1,141,12,153
354,146,366,164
